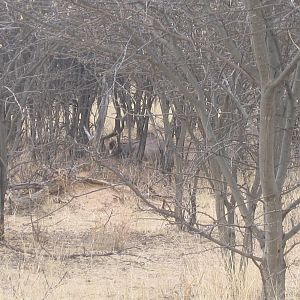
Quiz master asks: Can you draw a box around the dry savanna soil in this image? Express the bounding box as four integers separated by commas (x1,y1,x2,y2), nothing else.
0,169,299,300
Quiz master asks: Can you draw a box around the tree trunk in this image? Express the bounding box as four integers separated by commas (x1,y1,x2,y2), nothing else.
174,114,187,228
0,108,7,240
245,1,292,297
210,159,230,246
94,77,109,152
158,91,174,175
259,86,285,300
261,196,285,300
259,87,285,300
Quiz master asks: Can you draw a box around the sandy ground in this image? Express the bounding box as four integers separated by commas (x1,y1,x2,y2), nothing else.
0,177,299,300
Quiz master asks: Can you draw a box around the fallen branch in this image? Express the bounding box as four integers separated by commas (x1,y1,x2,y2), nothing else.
76,176,117,188
0,241,139,260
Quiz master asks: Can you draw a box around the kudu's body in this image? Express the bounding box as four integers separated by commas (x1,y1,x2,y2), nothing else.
108,135,163,164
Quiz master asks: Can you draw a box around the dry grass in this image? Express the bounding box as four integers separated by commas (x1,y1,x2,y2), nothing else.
0,176,299,300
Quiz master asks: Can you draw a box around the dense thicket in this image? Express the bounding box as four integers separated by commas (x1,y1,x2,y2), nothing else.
1,1,300,299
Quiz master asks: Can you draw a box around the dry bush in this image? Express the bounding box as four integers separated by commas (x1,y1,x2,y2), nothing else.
159,260,261,300
89,219,132,252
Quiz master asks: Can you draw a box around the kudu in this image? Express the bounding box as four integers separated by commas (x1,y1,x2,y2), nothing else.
108,135,163,165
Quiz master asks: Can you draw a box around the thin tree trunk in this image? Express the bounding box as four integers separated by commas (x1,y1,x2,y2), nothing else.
0,107,7,240
189,169,199,226
94,77,109,152
158,91,174,175
210,159,230,246
174,113,187,228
